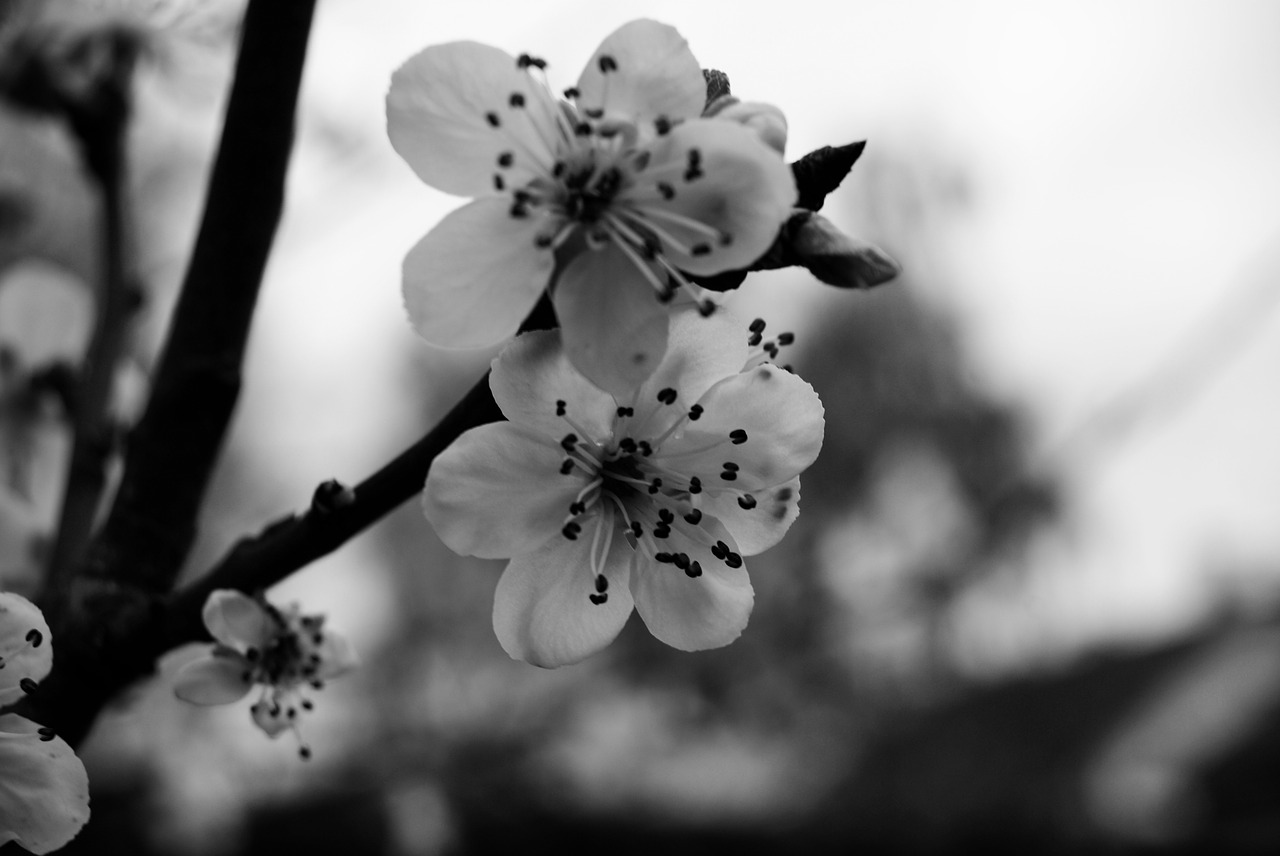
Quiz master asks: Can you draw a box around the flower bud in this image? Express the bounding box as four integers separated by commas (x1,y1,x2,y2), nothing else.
707,98,788,154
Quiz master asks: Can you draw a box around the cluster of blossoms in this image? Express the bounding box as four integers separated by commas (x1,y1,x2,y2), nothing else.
0,592,89,854
391,19,835,666
424,308,822,666
173,590,357,759
387,18,795,395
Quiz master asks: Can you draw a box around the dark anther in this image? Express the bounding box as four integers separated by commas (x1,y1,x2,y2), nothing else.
655,552,674,563
556,399,567,416
748,332,763,347
616,406,634,417
598,54,618,73
486,111,501,127
725,552,744,569
765,342,779,358
595,575,609,593
699,300,717,318
723,462,740,471
691,243,711,257
689,476,702,494
687,148,702,165
569,501,586,516
776,487,793,502
563,86,580,99
749,318,766,333
561,433,578,452
672,553,690,570
688,404,703,421
585,107,604,119
574,122,592,136
498,151,515,167
730,429,748,445
720,470,738,482
511,203,530,219
658,509,675,524
655,116,672,135
19,677,37,694
712,541,728,560
493,174,506,191
632,150,651,172
630,520,644,537
560,459,575,475
738,495,757,510
509,92,526,108
534,233,553,247
648,478,663,495
562,522,582,540
657,388,678,405
287,708,297,719
619,437,638,454
657,284,678,304
684,167,704,182
38,727,56,742
656,182,676,200
638,441,653,457
25,629,42,648
589,593,608,605
653,525,671,539
517,54,546,70
553,160,566,178
777,332,795,345
302,699,314,711
685,561,703,578
300,746,313,760
684,509,703,525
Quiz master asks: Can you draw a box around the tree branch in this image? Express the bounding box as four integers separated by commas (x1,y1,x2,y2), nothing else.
79,0,317,594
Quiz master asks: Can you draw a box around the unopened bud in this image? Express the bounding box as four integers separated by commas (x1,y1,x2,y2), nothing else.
708,100,788,154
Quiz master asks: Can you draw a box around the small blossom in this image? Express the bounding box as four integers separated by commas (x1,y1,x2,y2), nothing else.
0,591,91,855
423,307,824,667
173,590,357,759
387,19,796,395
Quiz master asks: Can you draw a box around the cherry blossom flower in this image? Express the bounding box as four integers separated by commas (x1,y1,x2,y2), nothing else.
0,591,90,855
173,590,357,759
387,19,796,395
424,307,823,667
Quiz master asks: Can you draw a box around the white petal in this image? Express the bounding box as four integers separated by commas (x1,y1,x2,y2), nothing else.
0,592,52,706
202,590,273,652
172,652,254,706
626,119,795,275
621,304,748,431
388,41,559,197
553,244,669,397
250,700,292,739
424,422,590,560
660,364,824,491
404,197,554,348
700,476,802,556
631,524,753,651
0,714,90,855
576,20,705,123
314,631,359,680
490,329,616,441
493,518,635,667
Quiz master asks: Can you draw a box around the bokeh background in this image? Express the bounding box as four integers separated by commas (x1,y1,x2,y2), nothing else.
3,0,1280,852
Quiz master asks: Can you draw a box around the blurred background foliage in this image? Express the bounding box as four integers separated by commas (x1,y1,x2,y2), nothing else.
2,0,1280,853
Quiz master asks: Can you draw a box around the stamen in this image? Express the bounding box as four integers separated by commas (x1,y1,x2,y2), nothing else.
485,111,501,128
509,92,526,108
656,388,678,405
597,54,618,73
563,86,580,99
730,429,748,445
737,494,757,510
497,151,515,168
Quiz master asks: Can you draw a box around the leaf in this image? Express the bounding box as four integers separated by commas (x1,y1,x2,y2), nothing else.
791,140,866,211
